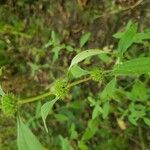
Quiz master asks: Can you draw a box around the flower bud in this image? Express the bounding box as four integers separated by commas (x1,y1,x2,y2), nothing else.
1,93,17,117
54,79,69,99
90,68,103,81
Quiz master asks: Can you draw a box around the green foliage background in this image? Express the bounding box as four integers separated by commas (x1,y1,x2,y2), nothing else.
0,0,150,150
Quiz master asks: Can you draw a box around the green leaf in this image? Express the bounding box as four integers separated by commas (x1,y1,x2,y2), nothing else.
102,101,110,119
78,141,88,150
69,49,110,70
65,45,74,52
82,119,98,141
41,97,58,132
117,22,138,55
113,57,150,75
70,123,78,140
130,80,148,101
100,78,116,101
52,44,66,62
70,65,90,78
92,104,103,119
54,114,69,122
80,32,91,48
17,117,45,150
143,118,150,127
59,135,74,150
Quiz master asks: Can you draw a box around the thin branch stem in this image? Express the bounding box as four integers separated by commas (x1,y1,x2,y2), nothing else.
97,0,143,19
67,77,91,88
18,92,53,105
18,77,92,105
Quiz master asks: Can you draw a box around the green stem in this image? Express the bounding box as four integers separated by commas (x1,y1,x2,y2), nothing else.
18,77,92,105
18,92,53,105
67,77,91,88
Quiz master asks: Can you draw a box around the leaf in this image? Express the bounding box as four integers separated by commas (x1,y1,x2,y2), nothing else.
65,45,74,52
134,32,150,43
113,57,150,75
82,119,98,141
92,104,103,119
54,114,69,122
131,80,148,101
78,141,88,150
114,28,150,43
17,117,45,150
102,101,110,119
118,22,137,56
52,44,66,62
70,124,78,140
100,78,116,101
59,135,74,150
143,118,150,127
80,32,91,48
41,97,58,132
69,49,110,70
70,65,90,78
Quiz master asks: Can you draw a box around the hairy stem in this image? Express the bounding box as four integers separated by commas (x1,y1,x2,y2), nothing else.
18,77,92,105
18,92,54,105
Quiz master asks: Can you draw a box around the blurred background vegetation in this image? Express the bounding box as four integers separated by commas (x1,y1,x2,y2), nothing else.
0,0,150,149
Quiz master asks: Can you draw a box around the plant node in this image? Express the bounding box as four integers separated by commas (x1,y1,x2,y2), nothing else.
90,68,103,81
1,93,17,117
54,79,69,99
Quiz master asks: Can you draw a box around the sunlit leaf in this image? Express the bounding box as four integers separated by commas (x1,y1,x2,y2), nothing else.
144,118,150,127
69,49,110,69
113,57,150,75
80,32,91,48
92,104,103,119
41,97,58,132
100,78,116,101
17,117,45,150
70,65,90,78
102,101,110,119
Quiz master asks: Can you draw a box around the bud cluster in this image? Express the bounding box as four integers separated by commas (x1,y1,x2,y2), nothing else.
90,68,103,81
1,93,17,117
54,79,69,99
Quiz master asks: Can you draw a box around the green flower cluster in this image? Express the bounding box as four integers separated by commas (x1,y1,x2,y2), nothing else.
54,79,69,99
1,93,17,117
90,68,103,81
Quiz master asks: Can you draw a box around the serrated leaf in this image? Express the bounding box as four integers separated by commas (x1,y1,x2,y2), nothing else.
70,65,89,78
69,49,110,70
80,32,91,48
113,57,150,75
41,97,58,132
17,117,45,150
